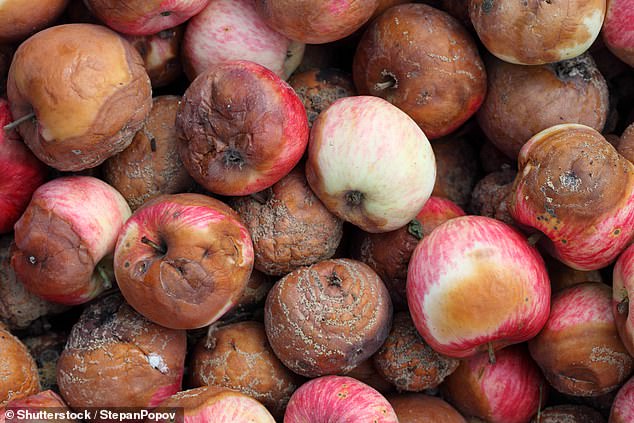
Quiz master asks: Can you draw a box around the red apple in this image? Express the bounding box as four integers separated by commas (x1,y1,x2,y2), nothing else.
407,215,551,359
306,95,436,233
0,98,47,234
114,193,254,329
177,60,309,196
602,0,634,67
610,376,634,423
441,345,546,423
182,0,305,81
84,0,210,35
284,376,398,422
614,243,634,357
11,176,131,305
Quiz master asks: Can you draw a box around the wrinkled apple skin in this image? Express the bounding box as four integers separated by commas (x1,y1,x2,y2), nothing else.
284,376,398,422
614,243,634,357
84,0,210,35
610,376,634,423
11,176,131,305
306,96,436,233
407,215,550,358
602,0,634,67
182,0,304,81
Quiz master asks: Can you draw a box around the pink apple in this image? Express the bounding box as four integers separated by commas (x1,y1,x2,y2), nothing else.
407,215,551,359
0,98,48,234
182,0,305,81
602,0,634,67
614,243,634,357
11,176,131,305
441,345,546,423
4,390,75,423
306,96,436,233
284,376,398,422
610,376,634,423
177,60,309,196
84,0,210,35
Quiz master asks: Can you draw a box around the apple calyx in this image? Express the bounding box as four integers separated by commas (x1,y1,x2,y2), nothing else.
345,190,364,206
223,149,245,169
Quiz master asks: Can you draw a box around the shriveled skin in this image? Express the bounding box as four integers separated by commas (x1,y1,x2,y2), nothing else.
231,166,343,276
353,4,487,139
477,53,609,159
508,124,634,271
264,258,393,377
618,122,634,163
351,196,465,310
0,327,40,407
387,394,467,423
0,0,69,43
284,376,398,422
190,321,303,419
56,295,186,409
104,96,194,211
610,376,634,423
431,134,480,208
183,0,305,81
373,312,459,391
528,283,634,397
306,96,436,233
11,176,131,305
255,0,379,44
469,0,606,65
531,405,606,423
407,215,551,358
114,193,254,329
602,0,634,67
124,26,184,88
5,390,75,422
84,0,210,35
7,24,152,171
288,68,356,127
469,168,516,226
176,60,309,196
611,244,634,357
441,345,545,423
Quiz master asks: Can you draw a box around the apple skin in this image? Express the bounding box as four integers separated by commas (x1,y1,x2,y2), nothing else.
182,0,305,81
602,0,634,67
306,95,436,233
407,215,551,359
176,60,309,196
614,243,634,357
84,0,210,35
387,394,467,423
3,390,75,423
610,376,634,423
441,345,546,423
0,98,48,234
114,193,254,330
11,176,131,305
0,0,69,43
284,376,398,422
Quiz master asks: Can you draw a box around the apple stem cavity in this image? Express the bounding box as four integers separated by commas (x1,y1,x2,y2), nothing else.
345,190,364,207
407,219,424,240
487,342,496,365
617,296,630,315
141,236,166,255
374,71,397,91
3,112,36,132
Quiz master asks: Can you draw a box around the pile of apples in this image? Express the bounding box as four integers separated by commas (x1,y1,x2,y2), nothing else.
1,0,634,422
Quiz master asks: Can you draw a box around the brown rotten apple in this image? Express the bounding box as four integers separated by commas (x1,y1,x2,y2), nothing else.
7,23,152,171
0,326,40,406
508,124,634,271
114,193,254,329
177,60,309,196
0,0,69,43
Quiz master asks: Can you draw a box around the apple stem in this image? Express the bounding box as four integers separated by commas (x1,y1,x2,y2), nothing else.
487,342,496,365
3,112,35,132
527,233,543,246
407,219,424,240
536,382,544,423
374,80,395,90
141,236,166,254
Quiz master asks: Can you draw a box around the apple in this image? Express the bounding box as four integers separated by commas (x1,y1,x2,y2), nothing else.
441,345,545,423
306,95,436,233
84,0,210,35
0,98,48,234
176,60,309,196
610,376,634,423
407,215,551,359
531,405,606,423
613,242,634,356
11,176,131,305
284,376,398,422
602,0,634,67
0,0,69,43
114,193,254,329
4,390,75,423
0,326,40,406
387,394,467,423
182,0,305,81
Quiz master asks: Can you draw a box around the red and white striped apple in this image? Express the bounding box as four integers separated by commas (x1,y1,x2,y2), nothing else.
182,0,304,81
11,176,131,305
610,376,634,423
407,215,550,359
602,0,634,67
508,124,634,271
84,0,210,35
306,96,436,233
284,376,398,422
614,243,634,357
